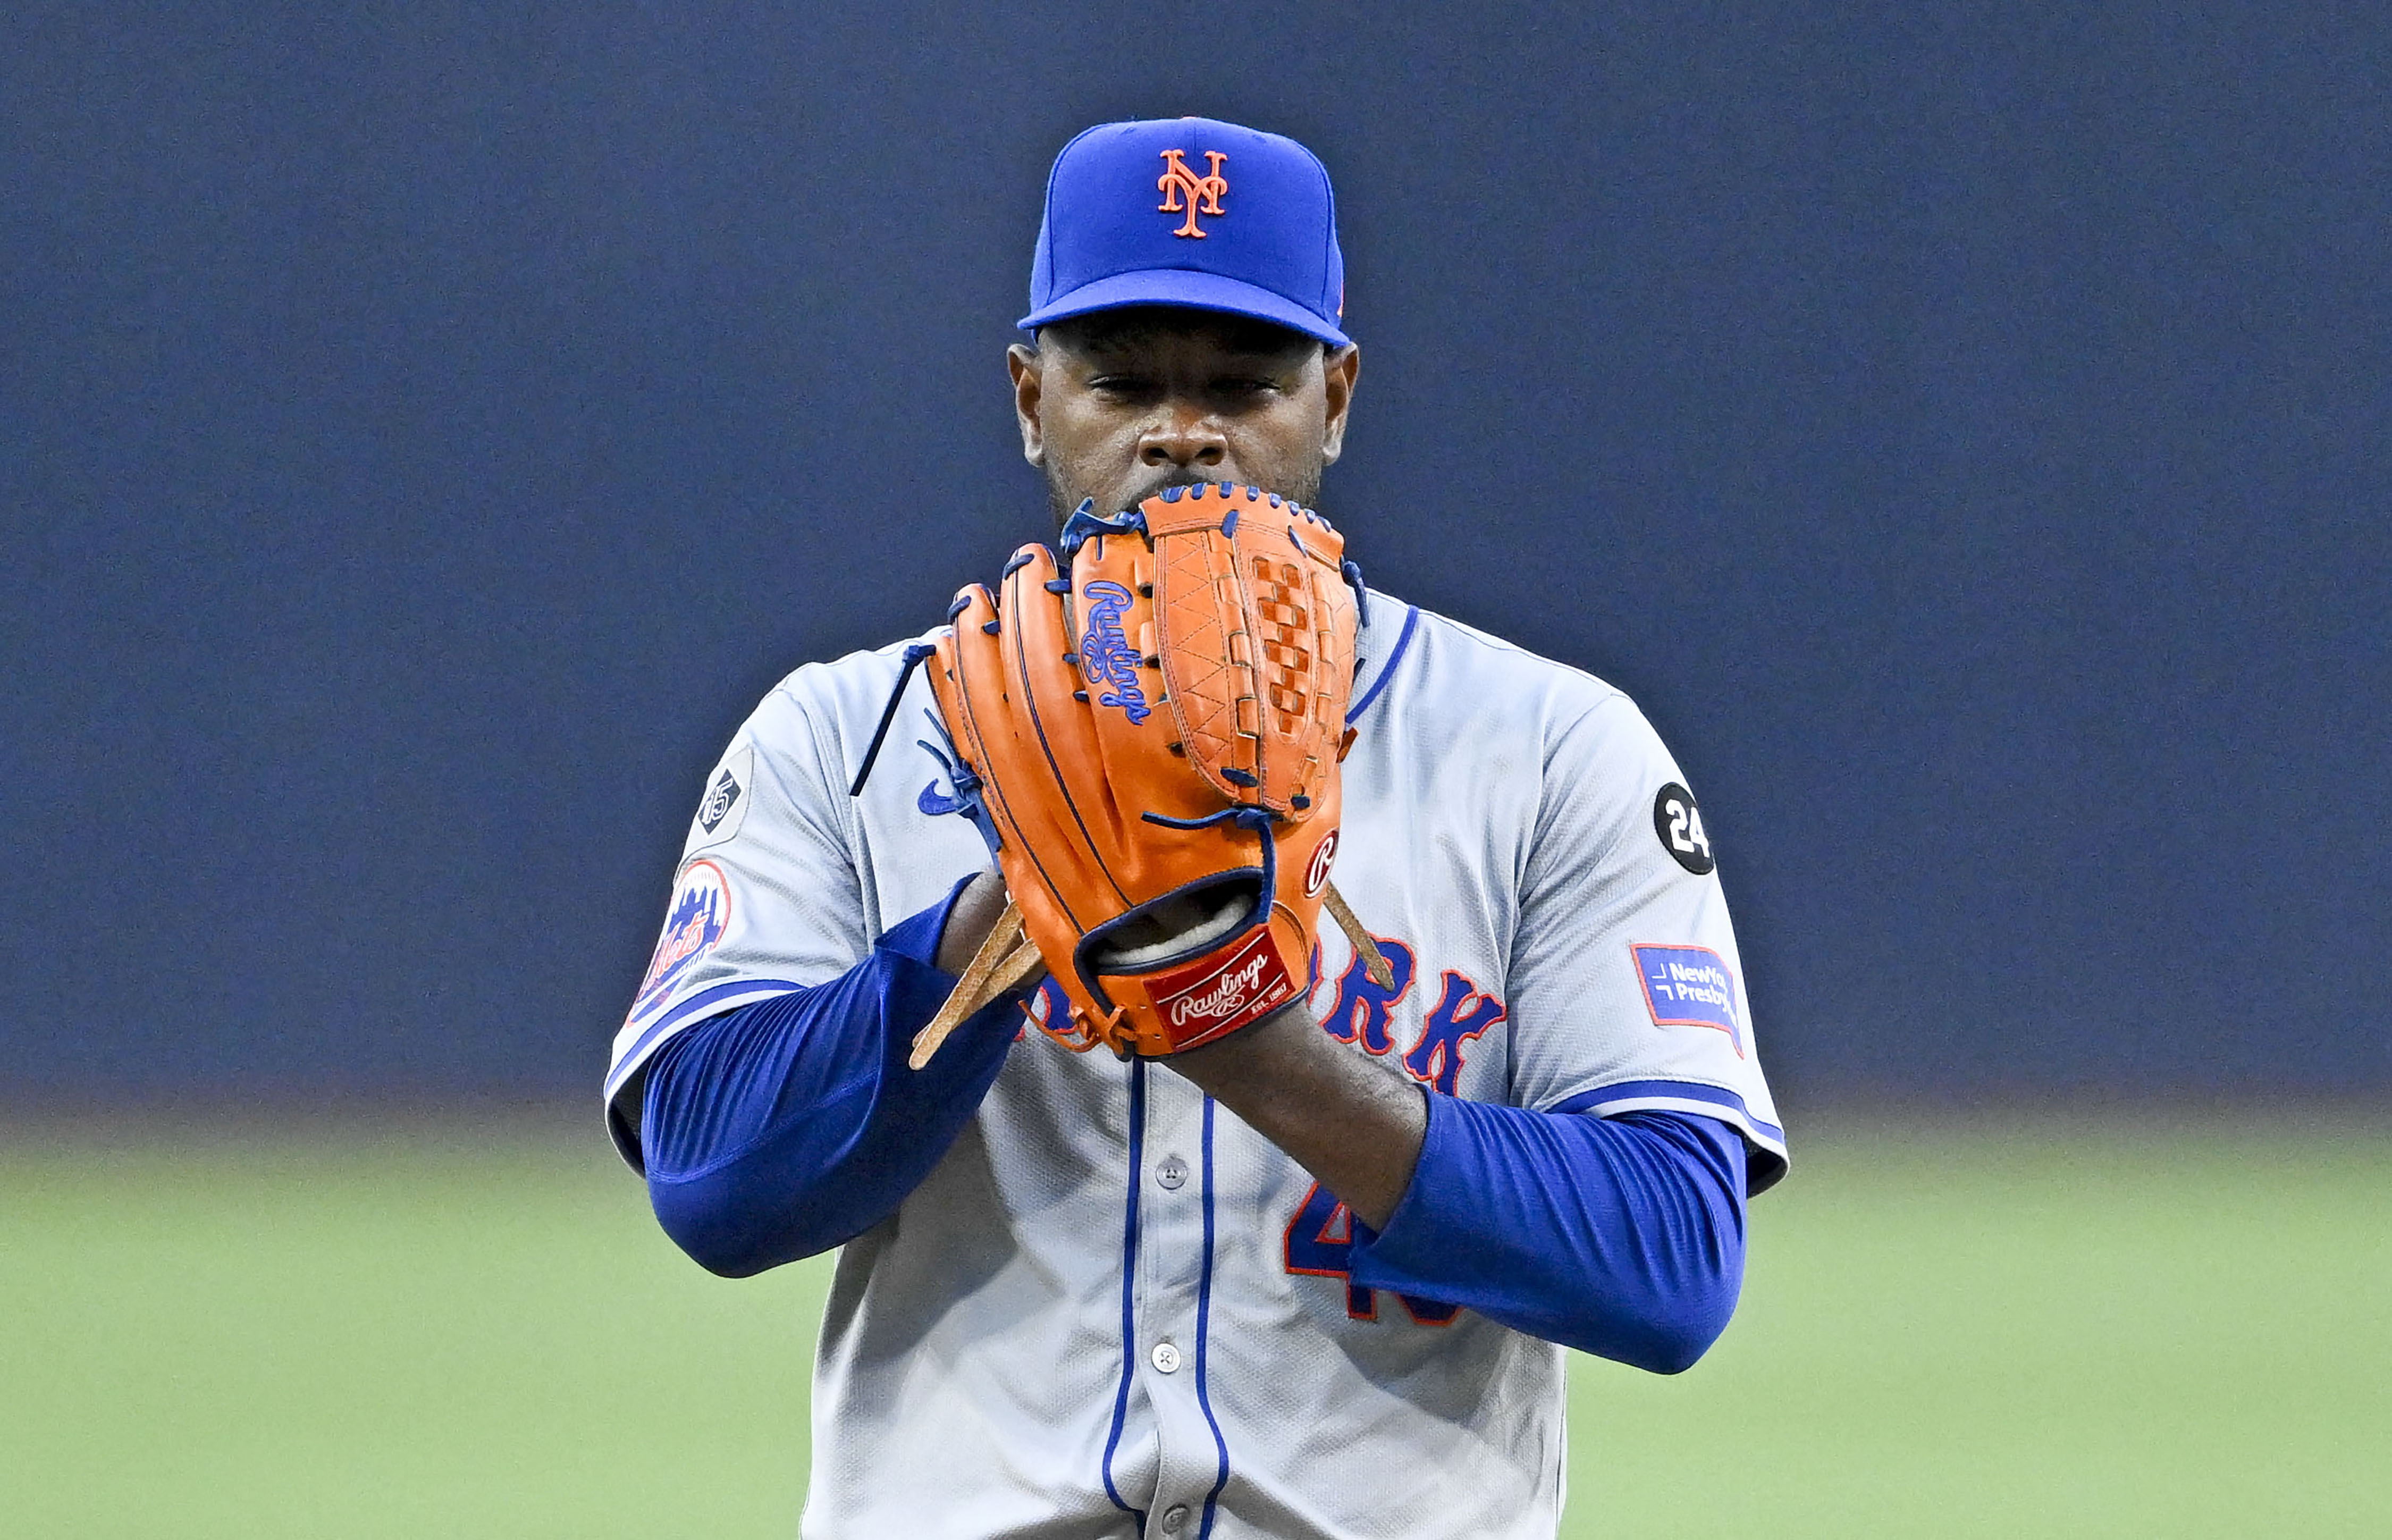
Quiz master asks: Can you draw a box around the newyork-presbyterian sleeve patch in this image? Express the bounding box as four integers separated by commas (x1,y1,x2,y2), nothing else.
1630,943,1745,1058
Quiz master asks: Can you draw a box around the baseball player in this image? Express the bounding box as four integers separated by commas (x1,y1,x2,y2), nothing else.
607,117,1786,1539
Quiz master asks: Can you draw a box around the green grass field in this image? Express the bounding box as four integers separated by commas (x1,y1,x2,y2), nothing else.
4,1115,2386,1538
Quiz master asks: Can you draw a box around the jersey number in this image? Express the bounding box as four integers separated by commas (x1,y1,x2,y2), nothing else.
1282,1182,1461,1326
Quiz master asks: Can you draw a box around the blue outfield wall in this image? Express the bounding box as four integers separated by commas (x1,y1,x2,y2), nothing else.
4,3,2387,1105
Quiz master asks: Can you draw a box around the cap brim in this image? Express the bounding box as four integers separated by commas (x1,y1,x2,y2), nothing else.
1019,268,1350,347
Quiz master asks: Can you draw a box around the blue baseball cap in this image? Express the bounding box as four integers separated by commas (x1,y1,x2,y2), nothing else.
1020,117,1349,347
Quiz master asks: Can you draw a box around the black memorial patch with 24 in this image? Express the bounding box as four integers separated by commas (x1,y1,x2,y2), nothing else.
1652,782,1714,875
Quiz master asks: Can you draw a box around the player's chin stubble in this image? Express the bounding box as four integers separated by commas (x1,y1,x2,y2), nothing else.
1043,458,1327,528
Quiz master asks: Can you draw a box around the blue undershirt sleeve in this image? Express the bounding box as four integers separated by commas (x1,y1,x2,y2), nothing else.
637,875,1022,1277
1346,1097,1748,1374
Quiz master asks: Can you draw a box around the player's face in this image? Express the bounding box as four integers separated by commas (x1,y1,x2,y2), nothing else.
1009,308,1360,524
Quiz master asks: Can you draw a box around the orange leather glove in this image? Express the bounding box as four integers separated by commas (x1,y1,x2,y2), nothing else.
917,482,1378,1061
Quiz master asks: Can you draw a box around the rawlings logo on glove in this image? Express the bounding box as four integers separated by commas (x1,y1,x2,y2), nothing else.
1078,580,1153,722
1154,933,1294,1036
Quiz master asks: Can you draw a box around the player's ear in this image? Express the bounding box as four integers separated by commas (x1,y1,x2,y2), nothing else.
1008,340,1046,466
1319,343,1359,466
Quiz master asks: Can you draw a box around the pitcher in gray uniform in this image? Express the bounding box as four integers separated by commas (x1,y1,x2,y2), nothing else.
608,115,1787,1540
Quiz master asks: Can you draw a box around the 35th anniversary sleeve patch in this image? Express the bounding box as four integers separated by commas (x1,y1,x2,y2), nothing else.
691,744,753,849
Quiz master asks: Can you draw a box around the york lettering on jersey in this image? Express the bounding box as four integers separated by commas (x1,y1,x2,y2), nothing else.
1313,935,1417,1054
1402,972,1508,1096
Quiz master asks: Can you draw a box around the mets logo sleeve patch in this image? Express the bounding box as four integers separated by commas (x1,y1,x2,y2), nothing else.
628,859,734,1025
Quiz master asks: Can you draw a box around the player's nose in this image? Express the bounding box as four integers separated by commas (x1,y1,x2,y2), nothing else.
1138,403,1228,469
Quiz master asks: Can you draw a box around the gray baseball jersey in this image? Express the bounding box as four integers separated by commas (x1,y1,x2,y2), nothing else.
607,594,1787,1539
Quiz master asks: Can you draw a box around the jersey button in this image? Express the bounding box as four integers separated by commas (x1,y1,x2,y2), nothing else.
1161,1504,1190,1530
1150,1341,1182,1374
1155,1156,1187,1190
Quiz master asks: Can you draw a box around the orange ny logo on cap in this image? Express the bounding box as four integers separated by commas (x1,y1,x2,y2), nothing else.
1157,149,1228,238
